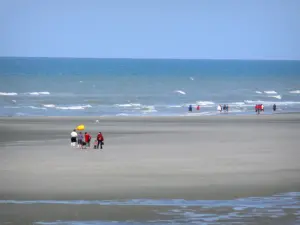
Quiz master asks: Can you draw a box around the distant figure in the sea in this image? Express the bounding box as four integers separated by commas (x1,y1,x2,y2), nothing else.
97,132,104,149
217,104,222,113
255,104,262,114
223,104,228,113
84,132,92,148
188,105,192,112
70,129,78,147
273,104,277,112
78,132,84,148
196,105,200,111
261,104,264,112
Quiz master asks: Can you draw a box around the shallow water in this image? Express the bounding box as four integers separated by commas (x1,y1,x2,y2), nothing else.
1,192,300,224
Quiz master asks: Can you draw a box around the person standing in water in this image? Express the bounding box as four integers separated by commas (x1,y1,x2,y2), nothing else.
188,105,192,112
273,104,277,112
196,105,200,111
217,104,222,113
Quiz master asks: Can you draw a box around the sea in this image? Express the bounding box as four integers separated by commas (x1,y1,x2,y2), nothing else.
1,57,300,117
1,192,300,224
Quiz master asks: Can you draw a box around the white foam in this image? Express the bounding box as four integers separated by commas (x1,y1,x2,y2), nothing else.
244,100,300,106
12,100,17,103
256,91,262,94
190,77,194,81
27,92,50,96
290,90,300,94
141,105,157,113
264,91,277,94
55,105,92,110
115,103,141,108
4,106,20,109
28,106,47,110
174,90,186,95
269,95,282,100
167,105,183,108
196,101,215,106
230,102,245,106
43,104,56,108
0,92,18,96
116,113,129,116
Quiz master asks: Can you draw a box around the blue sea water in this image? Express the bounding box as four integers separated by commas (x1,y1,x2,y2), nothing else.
1,192,300,224
1,57,300,116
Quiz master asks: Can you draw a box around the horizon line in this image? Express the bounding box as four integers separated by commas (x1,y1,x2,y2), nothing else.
0,56,300,62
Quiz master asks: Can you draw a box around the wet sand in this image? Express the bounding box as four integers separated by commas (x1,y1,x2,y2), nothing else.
0,114,300,224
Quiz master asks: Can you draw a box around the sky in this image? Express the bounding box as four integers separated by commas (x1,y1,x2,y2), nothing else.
0,0,300,60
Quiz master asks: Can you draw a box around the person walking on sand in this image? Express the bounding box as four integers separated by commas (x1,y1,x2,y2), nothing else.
70,129,78,147
97,132,104,149
85,132,92,148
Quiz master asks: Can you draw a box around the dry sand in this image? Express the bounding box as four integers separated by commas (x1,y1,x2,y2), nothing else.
1,114,300,201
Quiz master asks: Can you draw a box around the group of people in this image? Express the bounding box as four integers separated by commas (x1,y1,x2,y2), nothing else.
217,104,229,113
255,103,277,114
188,103,278,114
70,130,104,149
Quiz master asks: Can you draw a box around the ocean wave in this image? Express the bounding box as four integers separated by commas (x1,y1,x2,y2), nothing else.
4,106,20,109
244,100,300,106
56,105,92,110
115,103,142,108
196,101,215,106
28,106,47,110
255,91,262,94
290,90,300,94
141,105,157,113
0,92,18,96
27,92,50,96
43,104,56,108
167,105,183,108
264,91,277,94
268,95,282,100
174,90,186,95
116,113,129,116
230,102,245,106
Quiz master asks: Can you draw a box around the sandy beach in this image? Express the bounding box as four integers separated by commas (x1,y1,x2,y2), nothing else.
1,114,300,224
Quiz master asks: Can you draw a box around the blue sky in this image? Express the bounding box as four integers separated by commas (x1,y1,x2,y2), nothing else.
0,0,300,59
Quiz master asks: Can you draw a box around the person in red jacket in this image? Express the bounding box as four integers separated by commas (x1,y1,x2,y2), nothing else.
84,132,92,148
97,132,104,149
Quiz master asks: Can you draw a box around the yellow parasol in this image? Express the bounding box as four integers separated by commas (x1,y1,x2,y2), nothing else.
76,124,85,131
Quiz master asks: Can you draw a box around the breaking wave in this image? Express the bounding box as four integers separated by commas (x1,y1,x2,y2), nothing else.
290,90,300,94
27,92,50,96
264,91,277,94
268,95,282,100
0,92,18,96
56,105,92,110
174,90,186,95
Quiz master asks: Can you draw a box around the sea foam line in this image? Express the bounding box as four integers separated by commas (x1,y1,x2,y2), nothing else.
290,90,300,94
0,92,18,96
1,192,299,207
